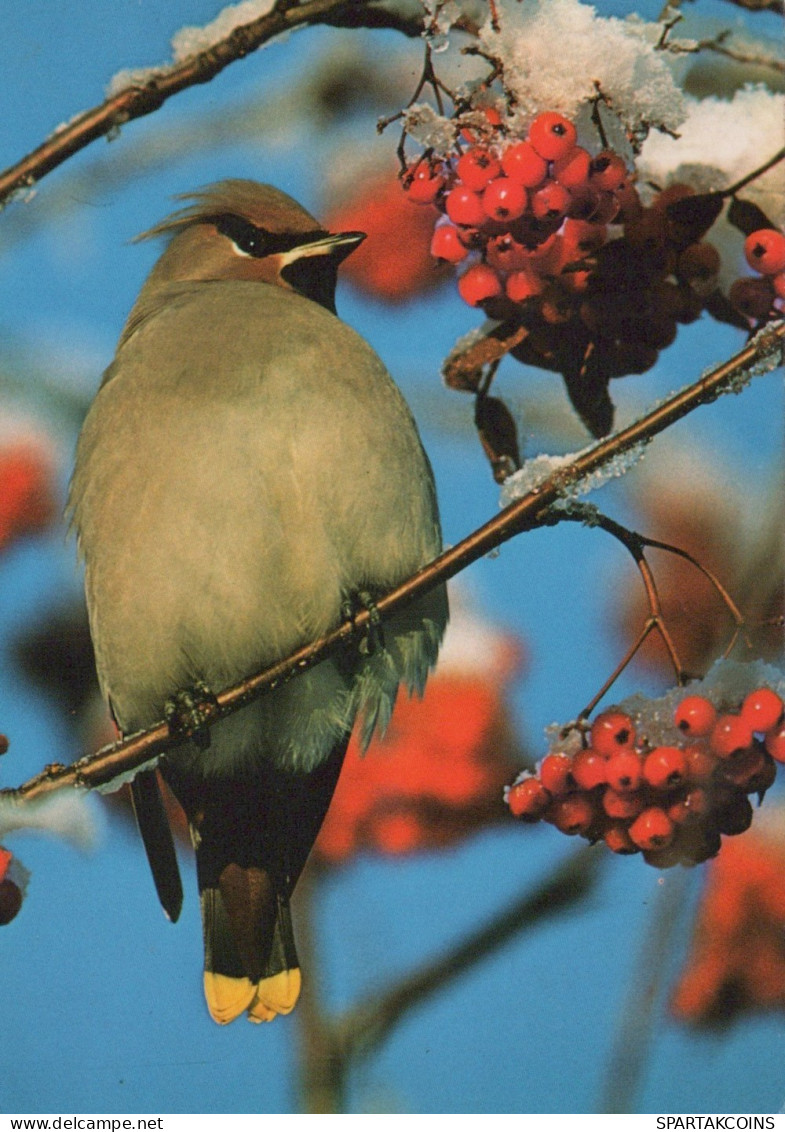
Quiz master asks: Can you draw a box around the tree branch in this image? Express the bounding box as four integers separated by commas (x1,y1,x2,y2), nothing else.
330,844,601,1070
0,0,426,209
1,321,782,805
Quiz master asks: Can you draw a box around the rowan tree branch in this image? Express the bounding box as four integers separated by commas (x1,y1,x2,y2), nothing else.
0,0,426,209
330,843,600,1072
1,320,781,807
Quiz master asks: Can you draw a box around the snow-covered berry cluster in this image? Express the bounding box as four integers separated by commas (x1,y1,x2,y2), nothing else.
729,228,785,323
403,101,783,406
506,687,785,868
405,110,635,312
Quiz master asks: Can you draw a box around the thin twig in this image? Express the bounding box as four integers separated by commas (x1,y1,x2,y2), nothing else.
2,322,783,805
641,535,751,656
576,620,661,727
725,146,785,197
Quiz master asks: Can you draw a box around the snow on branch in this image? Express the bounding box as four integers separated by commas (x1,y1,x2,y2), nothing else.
2,320,782,810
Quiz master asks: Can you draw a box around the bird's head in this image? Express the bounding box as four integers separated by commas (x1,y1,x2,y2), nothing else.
134,180,365,314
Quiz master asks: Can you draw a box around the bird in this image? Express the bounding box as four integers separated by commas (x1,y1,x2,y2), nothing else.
68,179,448,1025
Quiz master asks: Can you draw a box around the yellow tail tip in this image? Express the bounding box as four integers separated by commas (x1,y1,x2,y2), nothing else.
203,972,257,1025
248,967,302,1024
203,968,302,1025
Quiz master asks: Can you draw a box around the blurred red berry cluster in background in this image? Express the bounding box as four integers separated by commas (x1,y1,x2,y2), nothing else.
315,667,522,864
672,819,785,1027
324,171,449,303
0,438,57,552
314,613,526,864
0,435,59,926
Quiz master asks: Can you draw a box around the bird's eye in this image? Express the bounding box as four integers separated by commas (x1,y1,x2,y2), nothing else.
213,214,270,258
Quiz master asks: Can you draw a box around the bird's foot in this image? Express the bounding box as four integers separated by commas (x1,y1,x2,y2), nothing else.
341,590,385,656
164,680,220,750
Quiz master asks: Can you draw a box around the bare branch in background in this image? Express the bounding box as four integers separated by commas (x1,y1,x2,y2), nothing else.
0,0,427,209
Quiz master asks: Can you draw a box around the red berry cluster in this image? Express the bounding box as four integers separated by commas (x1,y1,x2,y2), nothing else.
402,111,758,397
405,111,633,316
729,228,785,322
506,686,785,868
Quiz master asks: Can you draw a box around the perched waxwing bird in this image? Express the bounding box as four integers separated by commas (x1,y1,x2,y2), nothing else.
68,180,447,1024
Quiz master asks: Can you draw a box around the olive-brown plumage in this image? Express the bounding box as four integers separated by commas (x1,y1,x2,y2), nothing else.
68,181,447,1024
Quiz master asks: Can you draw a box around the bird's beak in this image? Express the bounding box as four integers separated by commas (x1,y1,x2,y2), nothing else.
278,230,366,268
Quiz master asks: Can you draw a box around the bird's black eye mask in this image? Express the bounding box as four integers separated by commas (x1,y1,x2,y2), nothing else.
210,213,328,259
209,212,342,312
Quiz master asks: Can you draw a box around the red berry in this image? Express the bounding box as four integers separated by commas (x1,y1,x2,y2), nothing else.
531,181,572,221
560,219,606,259
602,787,644,820
571,748,607,791
604,823,639,855
486,234,532,272
457,263,503,307
547,794,595,836
553,146,591,190
629,806,675,851
589,191,622,225
528,112,577,161
430,224,469,263
729,277,775,320
445,186,488,228
643,846,684,869
589,150,627,192
716,743,765,790
643,746,689,790
764,722,785,763
715,792,753,836
405,160,445,204
501,141,548,188
651,183,695,213
740,687,784,733
460,106,503,144
482,177,527,222
457,147,502,191
677,242,721,284
539,287,573,325
773,271,785,300
710,713,755,759
539,752,574,795
615,181,644,224
684,743,717,783
747,751,777,797
591,711,636,757
674,695,717,737
506,269,543,303
605,751,644,794
744,229,785,276
667,787,709,824
508,776,551,820
561,267,591,294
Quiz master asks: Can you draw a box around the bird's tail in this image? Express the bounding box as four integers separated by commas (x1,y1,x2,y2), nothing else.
164,737,347,1025
199,863,302,1024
